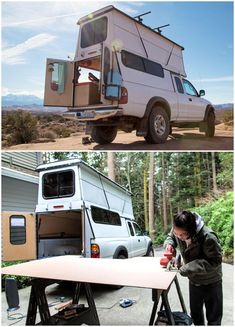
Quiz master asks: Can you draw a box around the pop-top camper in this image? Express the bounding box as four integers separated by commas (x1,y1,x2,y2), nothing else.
44,5,215,144
2,160,153,262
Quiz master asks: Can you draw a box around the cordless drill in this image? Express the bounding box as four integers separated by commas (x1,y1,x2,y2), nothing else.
160,244,175,268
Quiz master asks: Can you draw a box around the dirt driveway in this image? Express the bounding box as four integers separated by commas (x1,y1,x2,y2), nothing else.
4,124,233,151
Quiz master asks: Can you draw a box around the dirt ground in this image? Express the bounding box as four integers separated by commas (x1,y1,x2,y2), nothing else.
3,123,233,151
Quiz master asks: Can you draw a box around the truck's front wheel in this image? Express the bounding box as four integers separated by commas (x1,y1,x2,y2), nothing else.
205,111,215,137
144,106,170,144
91,126,117,144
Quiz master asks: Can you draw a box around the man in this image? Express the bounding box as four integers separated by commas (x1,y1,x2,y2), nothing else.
164,210,223,325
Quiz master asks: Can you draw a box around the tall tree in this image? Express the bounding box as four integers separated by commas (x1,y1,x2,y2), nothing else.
212,152,218,196
107,152,115,181
161,153,168,231
148,152,155,241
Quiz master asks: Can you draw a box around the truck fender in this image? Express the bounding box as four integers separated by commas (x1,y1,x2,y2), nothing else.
113,246,128,259
203,105,215,121
137,97,171,136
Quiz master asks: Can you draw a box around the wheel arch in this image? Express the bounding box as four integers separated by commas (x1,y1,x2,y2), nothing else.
113,246,128,259
137,97,171,136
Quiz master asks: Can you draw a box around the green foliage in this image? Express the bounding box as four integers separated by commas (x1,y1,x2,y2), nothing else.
2,261,31,289
193,192,234,257
3,110,38,145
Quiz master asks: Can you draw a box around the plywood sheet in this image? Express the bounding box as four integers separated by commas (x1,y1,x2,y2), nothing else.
1,256,176,290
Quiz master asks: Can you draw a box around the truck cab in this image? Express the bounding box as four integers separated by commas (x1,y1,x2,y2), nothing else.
44,5,215,145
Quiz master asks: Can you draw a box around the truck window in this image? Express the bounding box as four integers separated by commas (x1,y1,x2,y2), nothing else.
127,221,135,236
91,206,121,226
81,17,108,48
121,50,164,78
174,76,184,94
183,79,198,97
10,216,26,245
43,170,75,199
132,222,144,236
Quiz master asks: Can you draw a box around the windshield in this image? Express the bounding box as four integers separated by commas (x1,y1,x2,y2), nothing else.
81,17,107,48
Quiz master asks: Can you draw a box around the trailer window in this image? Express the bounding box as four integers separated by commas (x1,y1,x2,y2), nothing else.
81,17,107,48
10,216,26,245
43,170,75,198
121,50,164,78
91,206,121,226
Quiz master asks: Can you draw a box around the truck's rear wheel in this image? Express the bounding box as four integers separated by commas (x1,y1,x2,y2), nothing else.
144,106,170,144
205,111,215,137
91,126,117,144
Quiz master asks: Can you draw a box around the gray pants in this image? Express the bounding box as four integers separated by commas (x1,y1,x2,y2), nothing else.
189,280,223,325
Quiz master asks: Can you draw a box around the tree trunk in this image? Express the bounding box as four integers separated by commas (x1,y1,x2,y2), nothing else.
161,153,168,232
107,152,115,181
144,167,148,231
212,152,218,195
149,153,155,241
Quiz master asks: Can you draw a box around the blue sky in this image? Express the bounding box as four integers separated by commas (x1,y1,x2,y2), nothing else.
2,1,233,104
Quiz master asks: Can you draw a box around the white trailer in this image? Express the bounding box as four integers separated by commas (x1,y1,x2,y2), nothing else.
44,5,215,144
2,159,153,262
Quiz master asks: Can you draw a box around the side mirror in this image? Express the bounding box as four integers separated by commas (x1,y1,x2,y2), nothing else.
199,89,205,97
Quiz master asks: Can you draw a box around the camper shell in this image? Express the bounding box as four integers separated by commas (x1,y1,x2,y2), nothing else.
44,5,215,144
2,159,153,262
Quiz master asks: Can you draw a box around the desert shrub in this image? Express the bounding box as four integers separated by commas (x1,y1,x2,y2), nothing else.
223,111,233,126
41,130,57,140
52,126,71,138
4,110,38,145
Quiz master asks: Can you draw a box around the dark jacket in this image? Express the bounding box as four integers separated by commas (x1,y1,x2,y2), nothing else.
164,225,222,285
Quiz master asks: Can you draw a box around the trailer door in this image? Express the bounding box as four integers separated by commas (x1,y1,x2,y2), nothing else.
44,58,74,107
2,212,36,261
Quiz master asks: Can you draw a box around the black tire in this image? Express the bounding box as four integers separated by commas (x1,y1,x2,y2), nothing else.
205,111,215,137
144,106,170,144
91,126,117,144
146,246,154,257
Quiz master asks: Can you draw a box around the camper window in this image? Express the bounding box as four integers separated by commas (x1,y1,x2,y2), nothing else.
81,17,108,48
91,206,121,226
121,50,164,78
10,216,26,245
43,170,75,199
174,77,184,94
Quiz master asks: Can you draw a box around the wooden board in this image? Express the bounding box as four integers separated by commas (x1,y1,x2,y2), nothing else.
1,256,176,290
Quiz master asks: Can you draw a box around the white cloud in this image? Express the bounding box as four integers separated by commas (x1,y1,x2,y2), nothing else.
2,33,57,65
192,76,233,83
2,87,44,98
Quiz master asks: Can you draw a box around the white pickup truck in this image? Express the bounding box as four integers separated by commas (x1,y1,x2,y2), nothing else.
44,5,215,144
2,159,154,262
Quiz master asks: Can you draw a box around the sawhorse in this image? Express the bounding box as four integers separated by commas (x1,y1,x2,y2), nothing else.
26,279,100,325
149,275,187,325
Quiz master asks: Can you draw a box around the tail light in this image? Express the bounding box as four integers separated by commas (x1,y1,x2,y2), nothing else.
119,87,128,104
91,244,100,258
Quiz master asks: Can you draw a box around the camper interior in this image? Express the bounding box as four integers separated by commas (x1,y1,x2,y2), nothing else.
37,211,83,258
74,57,101,107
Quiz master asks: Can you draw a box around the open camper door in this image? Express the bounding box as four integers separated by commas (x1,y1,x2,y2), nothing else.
44,58,74,107
2,212,37,261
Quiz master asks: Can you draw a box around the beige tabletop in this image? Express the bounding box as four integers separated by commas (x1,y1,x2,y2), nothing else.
1,256,176,290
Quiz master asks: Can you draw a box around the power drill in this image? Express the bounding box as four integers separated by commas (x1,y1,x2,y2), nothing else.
160,245,175,268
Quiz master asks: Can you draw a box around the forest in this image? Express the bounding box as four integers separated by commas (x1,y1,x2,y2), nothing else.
47,152,233,261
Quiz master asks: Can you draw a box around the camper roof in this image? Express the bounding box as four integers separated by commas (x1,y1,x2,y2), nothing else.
36,159,132,195
78,5,184,51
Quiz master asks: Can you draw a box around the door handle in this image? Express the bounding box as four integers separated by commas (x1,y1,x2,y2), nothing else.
189,98,192,102
138,239,140,242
